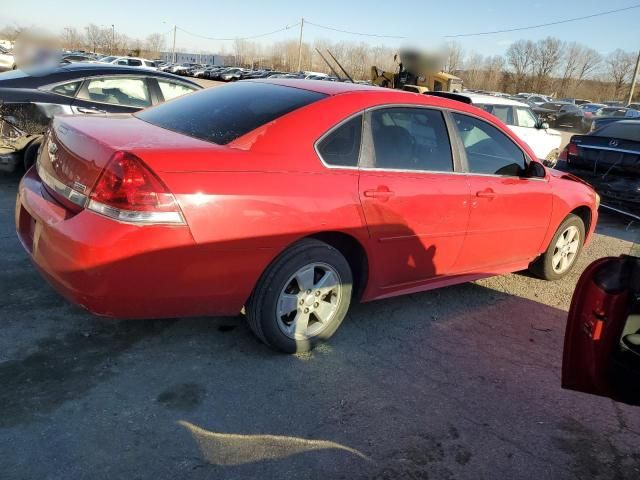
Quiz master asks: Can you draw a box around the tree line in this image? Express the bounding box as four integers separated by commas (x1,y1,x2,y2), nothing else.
1,24,637,101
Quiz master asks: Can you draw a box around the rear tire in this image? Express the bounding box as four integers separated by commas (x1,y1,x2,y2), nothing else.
529,214,585,281
246,239,353,353
23,139,42,170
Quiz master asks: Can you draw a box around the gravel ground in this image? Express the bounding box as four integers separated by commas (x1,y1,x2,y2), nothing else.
1,162,640,479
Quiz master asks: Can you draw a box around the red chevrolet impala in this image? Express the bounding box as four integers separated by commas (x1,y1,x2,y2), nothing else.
16,79,599,352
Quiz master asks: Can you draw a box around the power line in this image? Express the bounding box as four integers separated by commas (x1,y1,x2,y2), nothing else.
176,23,300,42
304,20,406,39
445,3,640,37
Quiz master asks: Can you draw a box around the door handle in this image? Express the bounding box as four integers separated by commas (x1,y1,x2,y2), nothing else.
364,189,395,198
476,189,497,198
76,107,106,114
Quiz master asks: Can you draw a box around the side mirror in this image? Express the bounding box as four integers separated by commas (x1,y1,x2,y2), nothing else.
524,160,546,178
563,256,640,407
540,122,549,130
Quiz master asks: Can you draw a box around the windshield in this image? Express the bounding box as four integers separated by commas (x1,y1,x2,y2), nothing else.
541,103,562,111
595,122,640,142
135,81,327,145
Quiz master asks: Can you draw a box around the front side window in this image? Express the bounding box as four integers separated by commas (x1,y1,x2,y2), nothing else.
515,107,538,128
50,81,81,97
452,113,526,176
157,80,197,101
78,77,151,107
128,59,142,66
369,107,453,172
316,115,362,167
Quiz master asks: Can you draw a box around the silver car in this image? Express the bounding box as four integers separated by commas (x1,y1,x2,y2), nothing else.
0,45,16,71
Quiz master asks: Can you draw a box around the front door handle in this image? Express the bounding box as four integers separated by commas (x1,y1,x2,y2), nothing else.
364,189,395,198
476,189,496,199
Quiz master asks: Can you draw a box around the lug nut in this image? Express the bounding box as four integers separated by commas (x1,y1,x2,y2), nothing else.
299,299,304,305
315,290,321,296
304,308,309,313
314,302,319,308
306,289,311,294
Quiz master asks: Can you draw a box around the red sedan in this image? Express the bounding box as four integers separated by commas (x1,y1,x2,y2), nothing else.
16,79,599,352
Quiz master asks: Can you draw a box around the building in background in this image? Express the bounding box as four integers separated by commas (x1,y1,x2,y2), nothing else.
159,51,222,64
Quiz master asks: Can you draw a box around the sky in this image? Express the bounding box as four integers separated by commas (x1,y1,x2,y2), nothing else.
3,0,639,57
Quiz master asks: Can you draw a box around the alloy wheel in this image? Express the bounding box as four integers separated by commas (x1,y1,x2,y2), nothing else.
276,262,343,340
552,225,580,274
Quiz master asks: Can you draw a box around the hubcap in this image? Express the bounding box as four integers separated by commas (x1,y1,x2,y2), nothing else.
552,225,580,274
276,262,342,340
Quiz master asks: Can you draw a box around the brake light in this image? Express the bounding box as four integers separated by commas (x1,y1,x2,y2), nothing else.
87,151,184,224
567,142,578,157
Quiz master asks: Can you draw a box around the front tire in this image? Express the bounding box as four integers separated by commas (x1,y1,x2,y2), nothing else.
529,214,585,280
246,239,353,353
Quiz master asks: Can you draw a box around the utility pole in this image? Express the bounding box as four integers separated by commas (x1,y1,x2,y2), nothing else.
172,25,177,63
111,25,115,55
297,17,304,73
628,49,640,105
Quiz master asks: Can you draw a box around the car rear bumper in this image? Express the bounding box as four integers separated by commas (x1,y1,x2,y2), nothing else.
15,167,248,319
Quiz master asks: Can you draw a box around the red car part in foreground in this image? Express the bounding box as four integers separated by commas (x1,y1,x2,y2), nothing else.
16,80,599,352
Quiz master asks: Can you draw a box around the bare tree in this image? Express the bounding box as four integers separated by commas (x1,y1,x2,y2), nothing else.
606,49,634,98
144,33,165,59
443,41,464,74
60,27,83,51
506,40,535,91
532,37,563,92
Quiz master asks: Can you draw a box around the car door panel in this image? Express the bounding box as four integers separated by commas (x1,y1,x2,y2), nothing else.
357,107,471,289
563,256,640,406
450,112,553,272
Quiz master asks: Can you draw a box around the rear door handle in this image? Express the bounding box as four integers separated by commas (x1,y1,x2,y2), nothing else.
363,189,395,198
76,107,106,114
476,189,496,198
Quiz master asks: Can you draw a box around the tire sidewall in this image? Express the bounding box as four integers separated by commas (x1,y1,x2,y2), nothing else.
252,241,353,353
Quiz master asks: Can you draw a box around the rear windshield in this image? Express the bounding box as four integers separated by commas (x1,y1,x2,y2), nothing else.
595,122,640,142
135,82,327,145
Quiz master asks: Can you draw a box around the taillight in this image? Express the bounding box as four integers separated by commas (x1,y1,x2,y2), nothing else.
558,142,578,162
87,151,184,224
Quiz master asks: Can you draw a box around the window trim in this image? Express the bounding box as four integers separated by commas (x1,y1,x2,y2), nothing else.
449,110,548,182
313,111,365,170
74,75,153,108
358,103,462,175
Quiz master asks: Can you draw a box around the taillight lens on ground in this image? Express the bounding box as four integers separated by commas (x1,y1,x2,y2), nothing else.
88,151,184,224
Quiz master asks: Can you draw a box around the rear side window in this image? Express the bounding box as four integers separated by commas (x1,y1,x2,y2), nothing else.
157,80,197,101
50,81,81,97
369,107,453,172
136,82,327,145
78,77,151,107
316,115,362,167
476,104,514,125
452,113,526,176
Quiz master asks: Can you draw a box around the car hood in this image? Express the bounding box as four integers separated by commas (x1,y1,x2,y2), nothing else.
546,127,562,136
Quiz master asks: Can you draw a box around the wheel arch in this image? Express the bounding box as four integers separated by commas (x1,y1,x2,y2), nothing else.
570,205,592,237
307,231,370,301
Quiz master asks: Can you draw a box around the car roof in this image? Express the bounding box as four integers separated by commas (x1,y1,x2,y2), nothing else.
459,93,529,107
253,78,380,95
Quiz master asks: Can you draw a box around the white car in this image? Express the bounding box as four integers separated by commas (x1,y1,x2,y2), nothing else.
462,93,563,167
101,56,157,70
0,45,16,71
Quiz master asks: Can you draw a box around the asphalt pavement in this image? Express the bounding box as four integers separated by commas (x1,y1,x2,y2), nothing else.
1,169,639,480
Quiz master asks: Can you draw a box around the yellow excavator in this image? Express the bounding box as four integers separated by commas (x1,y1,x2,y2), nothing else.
371,50,463,94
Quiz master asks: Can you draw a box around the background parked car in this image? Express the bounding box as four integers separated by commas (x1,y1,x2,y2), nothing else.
589,107,640,132
0,63,200,172
463,94,563,166
534,102,587,132
558,119,640,217
0,45,16,71
104,56,157,69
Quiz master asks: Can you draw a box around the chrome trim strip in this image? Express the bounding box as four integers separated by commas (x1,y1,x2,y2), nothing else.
578,145,640,155
36,161,88,207
600,203,640,221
